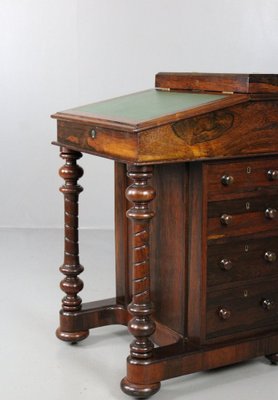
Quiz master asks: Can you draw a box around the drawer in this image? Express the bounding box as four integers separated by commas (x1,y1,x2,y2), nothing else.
207,195,278,238
206,279,278,339
206,158,278,201
57,121,137,161
207,235,278,287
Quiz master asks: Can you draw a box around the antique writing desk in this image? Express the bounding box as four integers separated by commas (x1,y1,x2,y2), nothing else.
52,73,278,398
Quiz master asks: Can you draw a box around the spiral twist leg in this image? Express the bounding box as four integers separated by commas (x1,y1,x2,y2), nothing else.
121,165,160,398
56,147,89,343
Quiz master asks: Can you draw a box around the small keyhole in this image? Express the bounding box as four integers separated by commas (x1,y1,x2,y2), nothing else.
246,202,250,210
247,166,252,174
244,290,248,298
90,129,97,139
245,245,249,252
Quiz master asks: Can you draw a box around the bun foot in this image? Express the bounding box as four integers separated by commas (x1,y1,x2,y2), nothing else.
56,328,89,343
266,353,278,365
121,377,160,399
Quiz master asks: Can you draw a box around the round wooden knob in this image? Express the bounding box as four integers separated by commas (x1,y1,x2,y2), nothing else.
218,308,231,320
220,214,232,225
261,299,275,311
221,174,234,186
220,259,233,271
267,170,278,181
264,251,277,263
265,208,277,219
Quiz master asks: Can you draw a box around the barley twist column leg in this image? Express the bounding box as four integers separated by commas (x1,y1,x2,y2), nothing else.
121,165,161,398
56,147,89,343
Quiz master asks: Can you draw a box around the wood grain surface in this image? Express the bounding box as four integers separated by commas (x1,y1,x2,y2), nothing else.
138,101,278,163
206,278,278,339
207,233,278,287
156,72,278,94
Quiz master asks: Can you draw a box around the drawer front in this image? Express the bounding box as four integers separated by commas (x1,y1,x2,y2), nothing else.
206,279,278,339
57,121,137,161
206,158,278,201
207,235,278,287
207,195,278,239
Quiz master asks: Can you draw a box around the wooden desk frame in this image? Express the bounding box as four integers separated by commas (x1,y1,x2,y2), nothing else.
52,73,278,399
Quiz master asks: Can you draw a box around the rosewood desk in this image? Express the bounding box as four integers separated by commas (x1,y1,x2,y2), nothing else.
52,73,278,398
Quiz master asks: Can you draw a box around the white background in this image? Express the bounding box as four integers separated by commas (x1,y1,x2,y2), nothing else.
1,0,278,229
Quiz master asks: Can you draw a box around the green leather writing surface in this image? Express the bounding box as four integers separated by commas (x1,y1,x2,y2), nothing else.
65,89,227,124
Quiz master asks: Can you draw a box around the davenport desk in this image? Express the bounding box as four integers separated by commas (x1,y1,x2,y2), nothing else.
52,73,278,398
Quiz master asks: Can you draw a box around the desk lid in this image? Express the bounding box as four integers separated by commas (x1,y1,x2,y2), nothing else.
52,88,248,131
52,72,278,163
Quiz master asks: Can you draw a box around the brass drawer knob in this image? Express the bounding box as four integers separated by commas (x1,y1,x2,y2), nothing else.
218,308,231,320
220,259,233,271
267,170,278,181
221,174,234,186
261,298,275,311
264,251,277,263
220,214,232,225
265,208,277,219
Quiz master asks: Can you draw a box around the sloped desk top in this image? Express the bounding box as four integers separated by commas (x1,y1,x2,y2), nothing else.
52,73,278,164
52,89,247,131
54,89,230,127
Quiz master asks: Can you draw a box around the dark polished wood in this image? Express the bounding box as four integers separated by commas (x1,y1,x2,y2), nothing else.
207,157,278,200
207,234,278,287
126,332,278,384
53,73,278,399
53,99,278,164
187,162,208,344
150,163,188,335
56,147,89,342
115,162,188,336
58,298,128,332
125,165,156,360
121,165,161,398
138,101,278,163
208,203,278,239
206,278,278,340
155,72,278,94
115,162,131,305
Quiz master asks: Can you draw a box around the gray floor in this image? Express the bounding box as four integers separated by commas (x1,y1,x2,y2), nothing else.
1,228,277,400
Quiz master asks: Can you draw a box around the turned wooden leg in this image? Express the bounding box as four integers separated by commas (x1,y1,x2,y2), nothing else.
121,165,160,399
266,354,278,364
56,147,89,343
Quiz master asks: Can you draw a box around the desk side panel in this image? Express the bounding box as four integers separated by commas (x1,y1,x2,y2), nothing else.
150,163,188,336
115,162,131,305
114,163,189,336
187,163,208,344
138,100,278,163
57,120,138,162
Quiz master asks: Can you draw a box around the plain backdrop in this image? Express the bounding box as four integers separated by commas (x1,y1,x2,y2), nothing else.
1,0,278,229
1,3,278,399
